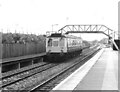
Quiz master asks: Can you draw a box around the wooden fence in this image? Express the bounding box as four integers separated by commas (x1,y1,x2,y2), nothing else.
2,42,46,59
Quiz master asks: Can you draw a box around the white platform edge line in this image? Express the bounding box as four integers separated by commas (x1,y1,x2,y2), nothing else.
52,48,104,90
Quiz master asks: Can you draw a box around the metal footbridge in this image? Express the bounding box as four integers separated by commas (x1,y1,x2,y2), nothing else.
57,25,119,50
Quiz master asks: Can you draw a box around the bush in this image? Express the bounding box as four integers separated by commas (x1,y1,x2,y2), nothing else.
2,33,46,44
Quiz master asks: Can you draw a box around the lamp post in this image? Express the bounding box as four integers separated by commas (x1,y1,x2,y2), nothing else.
66,17,69,25
52,24,58,32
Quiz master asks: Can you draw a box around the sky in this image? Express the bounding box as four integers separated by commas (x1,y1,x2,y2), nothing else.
0,0,119,41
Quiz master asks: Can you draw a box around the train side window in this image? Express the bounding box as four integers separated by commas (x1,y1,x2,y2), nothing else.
53,41,59,46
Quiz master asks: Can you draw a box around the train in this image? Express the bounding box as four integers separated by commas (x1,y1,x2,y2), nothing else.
46,33,89,61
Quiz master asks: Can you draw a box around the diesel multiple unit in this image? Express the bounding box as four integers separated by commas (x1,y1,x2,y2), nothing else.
46,33,85,57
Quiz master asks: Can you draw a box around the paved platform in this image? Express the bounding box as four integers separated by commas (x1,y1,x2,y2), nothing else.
52,48,118,91
2,52,46,64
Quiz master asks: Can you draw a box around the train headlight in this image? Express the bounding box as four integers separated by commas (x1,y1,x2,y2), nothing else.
61,50,63,53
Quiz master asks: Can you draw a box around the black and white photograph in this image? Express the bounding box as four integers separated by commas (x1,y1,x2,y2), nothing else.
0,0,120,91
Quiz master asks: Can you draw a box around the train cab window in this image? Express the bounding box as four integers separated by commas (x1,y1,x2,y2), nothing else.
48,38,52,46
53,41,59,46
59,38,64,47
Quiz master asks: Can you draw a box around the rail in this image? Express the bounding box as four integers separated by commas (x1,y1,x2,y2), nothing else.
28,47,100,91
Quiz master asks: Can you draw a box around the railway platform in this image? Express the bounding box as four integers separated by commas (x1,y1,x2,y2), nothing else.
52,47,118,91
2,52,46,64
2,52,46,73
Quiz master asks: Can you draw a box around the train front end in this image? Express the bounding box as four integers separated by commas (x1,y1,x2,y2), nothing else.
46,33,67,56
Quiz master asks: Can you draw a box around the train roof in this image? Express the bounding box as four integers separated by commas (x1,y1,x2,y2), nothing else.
48,33,65,37
47,33,82,39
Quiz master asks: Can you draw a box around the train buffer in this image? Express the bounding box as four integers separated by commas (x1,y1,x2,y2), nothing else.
52,47,118,91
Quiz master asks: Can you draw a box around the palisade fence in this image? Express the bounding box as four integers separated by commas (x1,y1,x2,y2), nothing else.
2,42,46,59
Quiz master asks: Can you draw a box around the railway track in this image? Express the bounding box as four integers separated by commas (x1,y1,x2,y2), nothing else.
24,46,100,91
2,63,57,89
1,46,100,91
2,62,48,79
27,47,100,92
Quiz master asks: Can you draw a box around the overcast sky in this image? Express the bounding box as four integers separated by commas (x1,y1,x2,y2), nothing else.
0,0,119,40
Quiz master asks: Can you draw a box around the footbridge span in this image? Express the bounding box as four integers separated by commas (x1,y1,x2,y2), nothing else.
58,25,119,50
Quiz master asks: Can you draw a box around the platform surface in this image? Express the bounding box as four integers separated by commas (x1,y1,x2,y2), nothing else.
52,48,118,91
2,52,46,64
